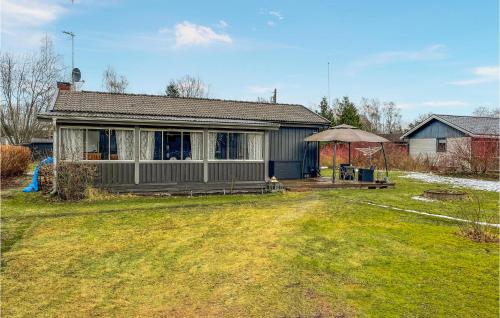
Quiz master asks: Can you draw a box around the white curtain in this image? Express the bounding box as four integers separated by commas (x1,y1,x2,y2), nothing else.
208,132,216,159
247,133,263,160
190,132,203,160
140,131,155,160
116,130,134,160
61,128,84,160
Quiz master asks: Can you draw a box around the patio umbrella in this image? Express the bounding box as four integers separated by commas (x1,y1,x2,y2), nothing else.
304,124,390,183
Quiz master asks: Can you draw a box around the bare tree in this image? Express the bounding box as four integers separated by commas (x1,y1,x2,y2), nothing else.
406,112,432,131
360,97,382,132
381,101,402,133
1,35,63,144
256,89,277,104
102,66,128,93
256,96,271,103
472,106,499,118
169,75,209,98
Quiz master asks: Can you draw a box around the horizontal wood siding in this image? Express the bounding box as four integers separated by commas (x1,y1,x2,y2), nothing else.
208,162,265,182
409,119,466,139
140,162,204,184
409,138,436,158
96,162,135,185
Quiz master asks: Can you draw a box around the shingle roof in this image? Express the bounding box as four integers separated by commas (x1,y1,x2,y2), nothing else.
435,114,499,136
48,90,329,125
401,114,500,139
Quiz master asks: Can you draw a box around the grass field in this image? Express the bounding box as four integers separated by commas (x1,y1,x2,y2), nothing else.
1,173,499,317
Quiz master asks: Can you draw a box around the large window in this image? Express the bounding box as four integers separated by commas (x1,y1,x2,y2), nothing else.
60,127,134,161
209,132,263,161
140,130,203,161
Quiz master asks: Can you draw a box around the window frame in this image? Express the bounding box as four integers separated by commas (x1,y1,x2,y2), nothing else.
59,125,136,162
436,137,447,153
139,128,204,162
208,130,265,162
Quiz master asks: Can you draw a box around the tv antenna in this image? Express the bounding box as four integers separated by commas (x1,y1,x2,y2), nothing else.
62,31,84,86
62,31,77,84
327,61,331,106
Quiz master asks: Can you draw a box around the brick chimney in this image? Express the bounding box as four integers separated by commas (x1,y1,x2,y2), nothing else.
57,81,72,91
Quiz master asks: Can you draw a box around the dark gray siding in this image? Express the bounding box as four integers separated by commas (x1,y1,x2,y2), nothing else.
408,119,466,139
208,162,264,182
140,162,204,184
96,162,135,185
269,127,320,179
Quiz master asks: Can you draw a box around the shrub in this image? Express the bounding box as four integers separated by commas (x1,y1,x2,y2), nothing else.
38,164,54,193
457,196,498,243
0,145,32,178
445,137,500,175
319,142,437,172
56,162,97,200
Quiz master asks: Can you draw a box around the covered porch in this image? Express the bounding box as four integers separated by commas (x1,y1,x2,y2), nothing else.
294,124,395,190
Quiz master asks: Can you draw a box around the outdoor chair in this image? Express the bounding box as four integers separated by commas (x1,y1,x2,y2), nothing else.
344,167,355,181
339,164,354,180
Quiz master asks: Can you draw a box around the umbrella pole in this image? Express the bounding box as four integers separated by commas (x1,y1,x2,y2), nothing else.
348,142,351,165
381,142,389,179
332,142,337,183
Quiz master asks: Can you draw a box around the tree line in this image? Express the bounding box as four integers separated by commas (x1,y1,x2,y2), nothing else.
316,96,403,134
103,66,209,99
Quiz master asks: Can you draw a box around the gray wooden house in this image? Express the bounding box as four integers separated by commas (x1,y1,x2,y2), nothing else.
401,114,499,170
39,90,329,193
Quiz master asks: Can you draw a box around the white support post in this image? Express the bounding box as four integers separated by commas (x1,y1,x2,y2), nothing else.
203,128,209,183
134,126,140,185
52,118,58,192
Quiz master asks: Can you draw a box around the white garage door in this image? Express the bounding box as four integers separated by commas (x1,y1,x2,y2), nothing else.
409,138,436,158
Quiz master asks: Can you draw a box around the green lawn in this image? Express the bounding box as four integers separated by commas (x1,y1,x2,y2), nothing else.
1,174,498,317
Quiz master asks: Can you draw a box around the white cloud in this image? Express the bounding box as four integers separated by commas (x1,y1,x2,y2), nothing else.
2,0,66,27
216,20,228,28
421,100,469,107
173,21,232,47
449,65,499,85
269,11,284,20
1,0,68,49
354,44,447,68
260,9,284,27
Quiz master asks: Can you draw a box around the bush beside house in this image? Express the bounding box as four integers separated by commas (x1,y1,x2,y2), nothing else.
0,145,31,178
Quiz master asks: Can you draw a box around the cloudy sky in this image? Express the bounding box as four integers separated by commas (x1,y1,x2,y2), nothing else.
2,0,498,123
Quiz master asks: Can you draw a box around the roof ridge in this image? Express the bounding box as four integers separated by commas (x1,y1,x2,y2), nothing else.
74,90,306,107
434,113,500,120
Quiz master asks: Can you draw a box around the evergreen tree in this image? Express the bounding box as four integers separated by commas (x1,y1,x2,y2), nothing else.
317,96,334,124
165,81,180,97
335,96,361,127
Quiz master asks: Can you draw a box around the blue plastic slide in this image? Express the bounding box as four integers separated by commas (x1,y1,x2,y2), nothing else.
23,156,54,193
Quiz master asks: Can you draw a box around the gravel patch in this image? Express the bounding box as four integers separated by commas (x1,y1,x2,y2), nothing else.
402,172,500,192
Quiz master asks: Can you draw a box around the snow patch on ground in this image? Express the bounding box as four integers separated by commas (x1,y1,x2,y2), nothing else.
401,172,500,192
411,195,435,202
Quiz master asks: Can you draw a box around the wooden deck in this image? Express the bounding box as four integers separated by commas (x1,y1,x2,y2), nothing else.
282,177,395,191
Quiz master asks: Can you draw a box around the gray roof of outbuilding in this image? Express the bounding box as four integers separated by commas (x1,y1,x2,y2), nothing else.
435,114,499,136
46,90,329,125
401,114,500,139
